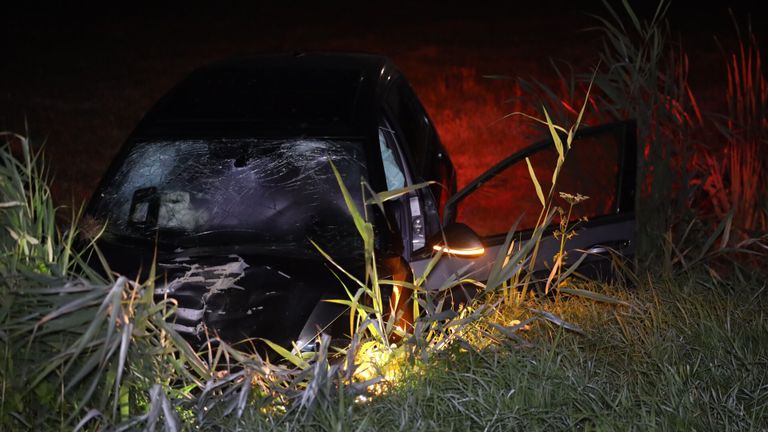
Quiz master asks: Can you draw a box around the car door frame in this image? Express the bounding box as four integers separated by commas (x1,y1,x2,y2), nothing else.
410,119,637,290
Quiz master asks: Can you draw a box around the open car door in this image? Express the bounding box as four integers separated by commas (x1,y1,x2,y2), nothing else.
411,120,637,291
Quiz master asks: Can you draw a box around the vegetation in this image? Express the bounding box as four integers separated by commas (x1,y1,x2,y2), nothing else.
1,2,767,431
233,275,768,431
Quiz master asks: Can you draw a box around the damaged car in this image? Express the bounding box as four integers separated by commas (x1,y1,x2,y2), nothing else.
86,52,636,353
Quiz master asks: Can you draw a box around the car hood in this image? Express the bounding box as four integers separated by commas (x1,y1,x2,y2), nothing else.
97,239,361,352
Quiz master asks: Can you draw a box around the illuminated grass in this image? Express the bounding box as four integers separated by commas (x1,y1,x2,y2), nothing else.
233,276,768,431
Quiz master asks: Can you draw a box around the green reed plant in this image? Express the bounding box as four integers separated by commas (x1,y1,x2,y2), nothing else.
0,132,340,430
507,1,706,268
519,78,594,297
507,1,767,274
302,79,617,404
0,133,79,279
588,3,767,272
0,134,212,430
0,57,629,432
0,131,502,429
588,0,704,265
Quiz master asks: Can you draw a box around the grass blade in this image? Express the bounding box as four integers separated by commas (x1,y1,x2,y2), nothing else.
525,157,545,208
558,287,630,306
531,309,584,334
259,338,309,369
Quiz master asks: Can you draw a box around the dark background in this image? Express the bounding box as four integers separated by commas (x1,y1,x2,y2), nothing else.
1,1,762,204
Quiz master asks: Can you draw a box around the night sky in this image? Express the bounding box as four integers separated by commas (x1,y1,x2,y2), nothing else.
1,1,762,203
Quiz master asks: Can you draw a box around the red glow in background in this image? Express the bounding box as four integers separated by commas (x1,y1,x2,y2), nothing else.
1,1,761,232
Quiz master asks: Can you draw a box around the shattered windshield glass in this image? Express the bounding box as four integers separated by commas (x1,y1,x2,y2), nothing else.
91,138,368,253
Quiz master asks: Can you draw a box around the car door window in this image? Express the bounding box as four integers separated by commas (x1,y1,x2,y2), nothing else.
411,120,636,291
385,80,431,177
447,121,635,238
378,121,421,255
378,129,406,191
384,80,450,248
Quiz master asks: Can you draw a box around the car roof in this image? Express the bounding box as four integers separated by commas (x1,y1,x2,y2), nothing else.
134,52,400,139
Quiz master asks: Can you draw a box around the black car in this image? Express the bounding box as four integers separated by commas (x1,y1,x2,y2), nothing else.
86,52,636,351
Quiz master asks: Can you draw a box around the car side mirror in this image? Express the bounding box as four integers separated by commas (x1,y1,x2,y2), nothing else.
428,223,485,257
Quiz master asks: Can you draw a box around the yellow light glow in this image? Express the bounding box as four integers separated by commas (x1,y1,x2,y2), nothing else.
432,245,485,257
352,341,410,397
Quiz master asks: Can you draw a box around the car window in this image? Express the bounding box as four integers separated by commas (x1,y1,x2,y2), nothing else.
385,80,431,177
384,80,451,243
90,138,368,254
455,132,620,237
378,129,405,190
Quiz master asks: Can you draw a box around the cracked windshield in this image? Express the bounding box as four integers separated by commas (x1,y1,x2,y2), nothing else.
90,138,368,250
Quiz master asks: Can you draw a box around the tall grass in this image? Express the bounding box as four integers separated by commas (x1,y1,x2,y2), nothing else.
0,133,79,279
3,4,767,429
586,1,703,265
702,22,768,241
0,87,603,429
0,135,203,430
505,1,768,272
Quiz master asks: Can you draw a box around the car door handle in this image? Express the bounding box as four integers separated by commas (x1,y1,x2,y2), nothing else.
585,246,609,255
582,240,631,256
